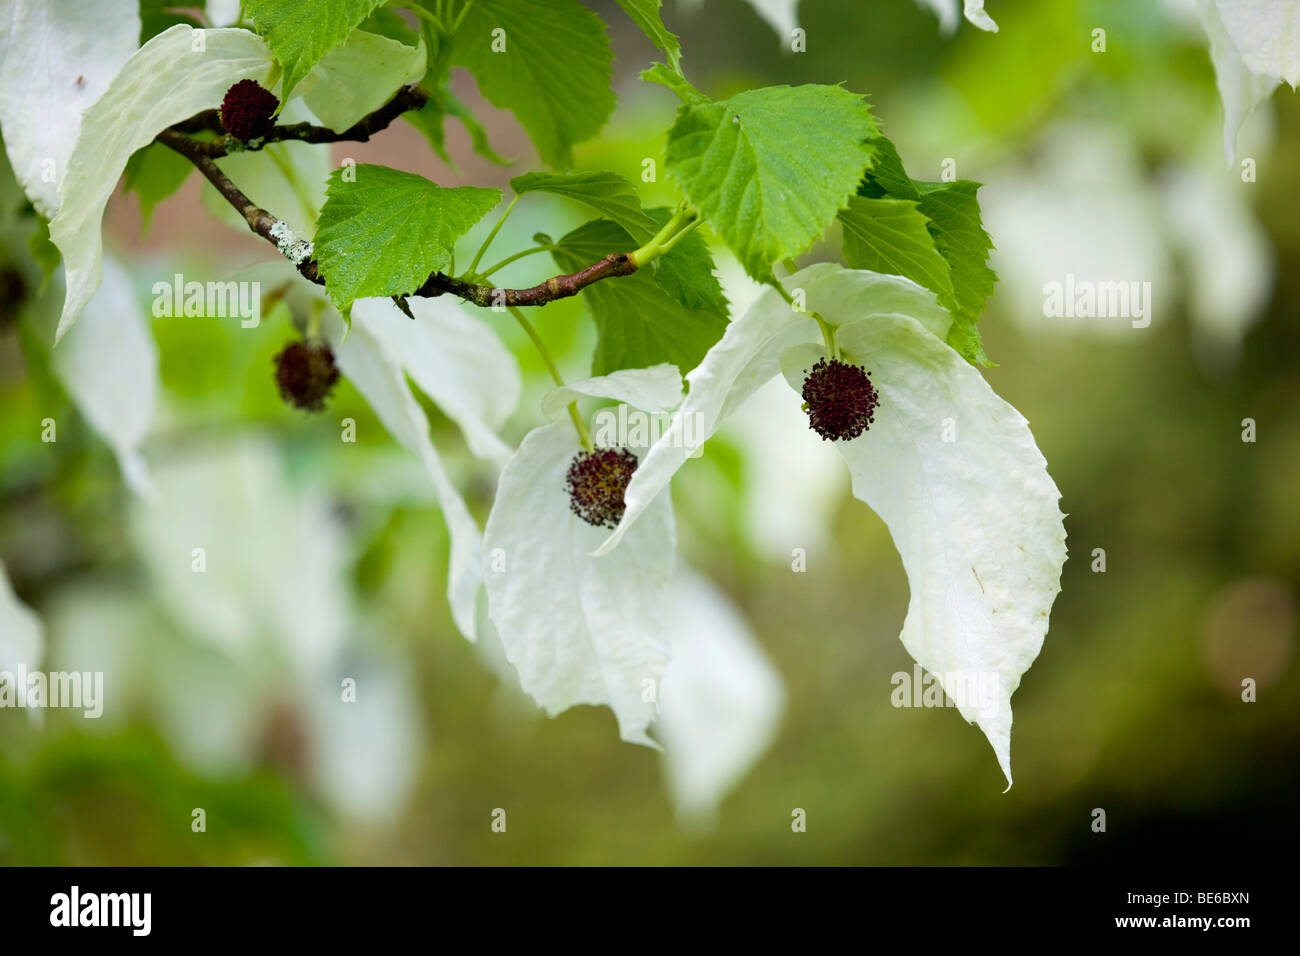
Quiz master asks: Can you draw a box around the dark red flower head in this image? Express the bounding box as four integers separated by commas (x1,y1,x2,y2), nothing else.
801,357,879,441
565,447,639,529
221,79,279,143
274,341,340,412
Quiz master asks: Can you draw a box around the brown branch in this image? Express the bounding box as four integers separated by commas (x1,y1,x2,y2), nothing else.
156,89,642,309
176,85,431,159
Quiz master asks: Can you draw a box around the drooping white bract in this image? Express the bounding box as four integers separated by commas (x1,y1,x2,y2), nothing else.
0,0,140,218
656,568,785,829
131,436,350,676
0,558,43,677
1217,0,1300,87
352,297,521,469
540,362,683,420
597,264,1067,785
484,367,684,747
50,256,158,498
322,307,490,643
48,25,276,341
1196,0,1298,163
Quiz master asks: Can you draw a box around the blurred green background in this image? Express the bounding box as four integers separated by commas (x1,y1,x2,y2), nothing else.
1,0,1297,865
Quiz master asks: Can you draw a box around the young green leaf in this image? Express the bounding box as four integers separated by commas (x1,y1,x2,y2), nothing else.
510,170,658,242
451,0,615,168
665,84,878,280
645,206,729,318
860,136,919,201
914,180,997,366
243,0,387,102
550,219,728,376
614,0,682,72
838,195,956,318
314,164,500,310
640,62,707,103
857,135,998,366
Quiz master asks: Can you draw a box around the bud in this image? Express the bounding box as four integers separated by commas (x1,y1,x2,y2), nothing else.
220,79,279,143
800,357,879,441
274,341,340,412
565,447,638,529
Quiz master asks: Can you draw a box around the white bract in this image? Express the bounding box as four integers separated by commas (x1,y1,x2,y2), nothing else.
1197,0,1300,162
0,0,140,217
50,255,158,498
915,0,999,33
0,558,43,676
131,437,350,677
323,308,489,643
597,264,1067,785
351,297,521,468
49,25,275,340
657,568,785,828
484,367,683,746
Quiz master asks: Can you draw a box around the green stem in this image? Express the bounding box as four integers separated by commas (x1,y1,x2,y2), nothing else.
465,195,519,277
508,306,591,451
629,200,699,268
402,1,448,32
478,243,552,280
773,282,838,358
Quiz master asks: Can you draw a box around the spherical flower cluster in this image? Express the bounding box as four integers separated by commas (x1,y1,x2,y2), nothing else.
565,447,639,529
220,79,279,143
800,357,879,441
274,341,340,412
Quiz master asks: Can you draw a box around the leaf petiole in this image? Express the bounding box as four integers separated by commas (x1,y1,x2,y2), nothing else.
465,194,519,277
507,306,591,451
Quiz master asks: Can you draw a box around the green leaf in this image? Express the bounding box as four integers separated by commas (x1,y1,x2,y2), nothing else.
314,164,500,310
509,174,725,315
640,62,706,103
645,206,728,318
614,1,681,72
243,0,387,102
838,195,955,319
405,88,512,167
123,141,194,232
860,136,919,201
856,136,998,367
510,170,658,242
551,219,728,376
914,180,998,366
451,0,614,168
665,84,877,281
